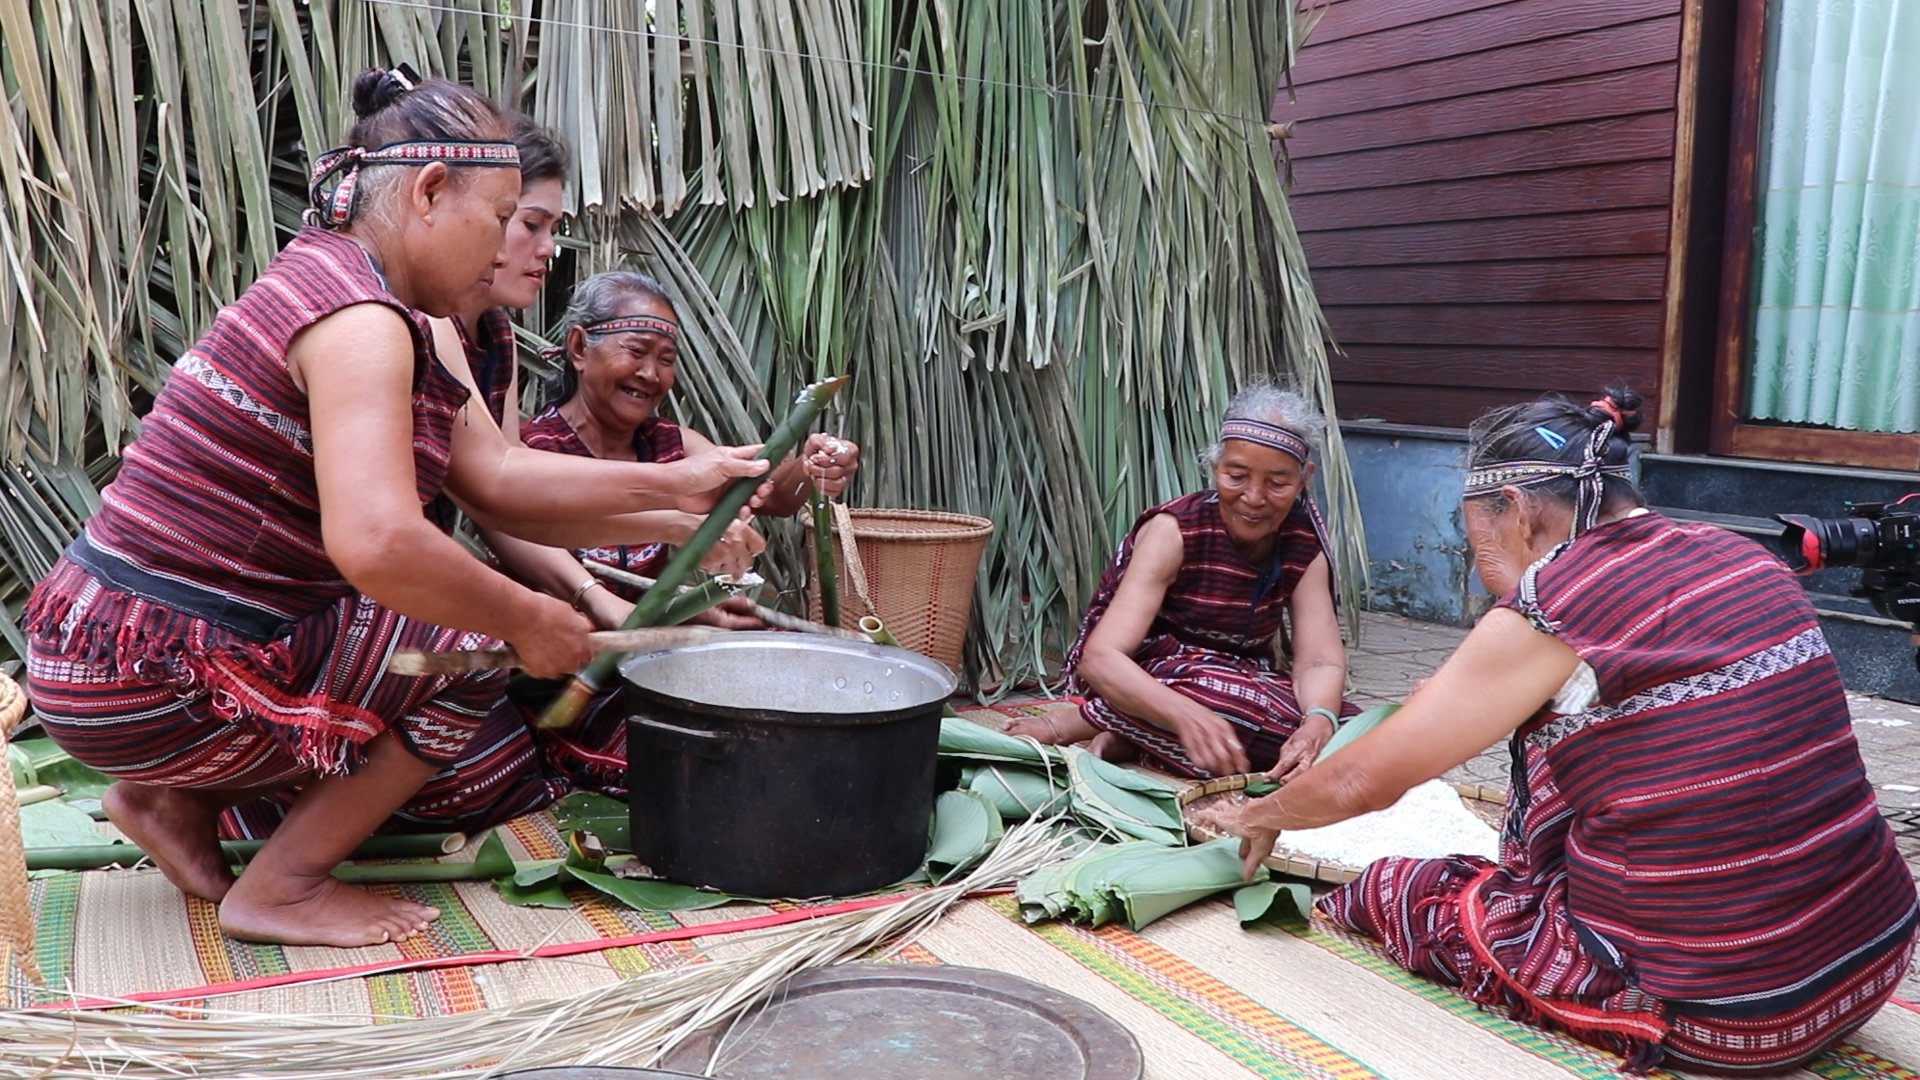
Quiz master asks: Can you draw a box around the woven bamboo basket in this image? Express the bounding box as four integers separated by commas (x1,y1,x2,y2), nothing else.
1,669,40,981
1178,772,1507,885
804,505,994,671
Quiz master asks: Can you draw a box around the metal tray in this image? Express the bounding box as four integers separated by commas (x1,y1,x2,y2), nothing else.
659,963,1143,1079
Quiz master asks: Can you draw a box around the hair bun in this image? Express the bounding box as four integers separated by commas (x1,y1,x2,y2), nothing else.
350,66,413,121
1592,385,1644,435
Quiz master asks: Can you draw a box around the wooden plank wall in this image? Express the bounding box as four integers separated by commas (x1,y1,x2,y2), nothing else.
1278,0,1684,428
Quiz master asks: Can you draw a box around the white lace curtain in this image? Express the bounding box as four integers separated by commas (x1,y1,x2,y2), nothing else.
1746,0,1920,432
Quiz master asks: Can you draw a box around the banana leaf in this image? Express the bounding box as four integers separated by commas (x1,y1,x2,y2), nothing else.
7,743,32,788
1061,747,1185,845
925,788,1004,883
9,737,109,801
962,764,1068,822
937,715,1065,766
1018,838,1264,931
1233,880,1314,926
1315,703,1400,765
18,799,106,850
552,791,632,852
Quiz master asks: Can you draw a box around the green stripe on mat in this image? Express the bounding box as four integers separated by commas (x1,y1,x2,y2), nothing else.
1293,921,1917,1080
986,898,1382,1080
29,874,81,1003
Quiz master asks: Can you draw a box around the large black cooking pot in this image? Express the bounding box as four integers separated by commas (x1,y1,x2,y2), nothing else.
622,632,956,898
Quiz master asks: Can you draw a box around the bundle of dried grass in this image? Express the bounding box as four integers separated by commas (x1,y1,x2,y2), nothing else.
0,817,1073,1079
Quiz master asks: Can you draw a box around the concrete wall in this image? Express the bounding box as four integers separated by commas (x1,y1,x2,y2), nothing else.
1341,421,1485,628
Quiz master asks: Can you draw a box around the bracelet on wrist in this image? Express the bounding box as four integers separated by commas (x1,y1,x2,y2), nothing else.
568,577,605,611
1303,706,1341,730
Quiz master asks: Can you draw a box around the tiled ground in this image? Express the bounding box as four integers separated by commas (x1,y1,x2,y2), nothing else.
1348,610,1920,1000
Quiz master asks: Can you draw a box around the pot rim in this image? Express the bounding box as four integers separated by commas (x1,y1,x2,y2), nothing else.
618,631,957,727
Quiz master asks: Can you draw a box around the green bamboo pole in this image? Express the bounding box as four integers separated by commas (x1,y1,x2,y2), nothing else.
585,562,866,640
811,491,841,627
330,855,639,885
539,376,850,730
25,832,467,872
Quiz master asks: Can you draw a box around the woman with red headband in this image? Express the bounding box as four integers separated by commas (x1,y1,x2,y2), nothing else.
1009,383,1358,781
1213,387,1916,1074
17,69,765,949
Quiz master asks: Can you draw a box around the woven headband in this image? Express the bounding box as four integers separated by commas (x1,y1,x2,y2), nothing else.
1219,419,1311,463
1464,420,1628,538
305,139,521,228
583,314,681,341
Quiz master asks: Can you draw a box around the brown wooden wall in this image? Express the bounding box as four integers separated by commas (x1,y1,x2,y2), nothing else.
1277,0,1684,428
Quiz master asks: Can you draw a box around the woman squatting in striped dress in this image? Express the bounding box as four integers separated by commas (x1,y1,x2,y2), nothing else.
19,69,767,949
1008,384,1360,783
1211,388,1917,1074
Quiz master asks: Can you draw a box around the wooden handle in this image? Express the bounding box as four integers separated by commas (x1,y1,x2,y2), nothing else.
387,627,718,676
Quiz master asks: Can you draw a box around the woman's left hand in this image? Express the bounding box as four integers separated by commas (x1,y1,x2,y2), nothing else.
694,595,765,631
1267,712,1334,784
801,434,861,498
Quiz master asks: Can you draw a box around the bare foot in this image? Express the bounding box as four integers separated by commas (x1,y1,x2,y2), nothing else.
1088,731,1139,763
219,873,440,948
1004,702,1096,745
103,782,236,903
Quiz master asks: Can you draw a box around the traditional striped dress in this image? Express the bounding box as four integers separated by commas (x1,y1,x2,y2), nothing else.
22,227,505,789
519,406,687,595
239,405,692,833
1319,513,1918,1073
1066,490,1355,777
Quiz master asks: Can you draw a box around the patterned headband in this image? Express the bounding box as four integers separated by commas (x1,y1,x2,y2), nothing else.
305,139,521,228
1219,419,1311,463
584,314,681,341
1464,420,1628,538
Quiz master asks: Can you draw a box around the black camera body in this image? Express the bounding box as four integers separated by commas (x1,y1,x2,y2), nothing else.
1776,493,1920,628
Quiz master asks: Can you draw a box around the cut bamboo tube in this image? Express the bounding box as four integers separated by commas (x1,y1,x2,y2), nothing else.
539,376,851,730
812,490,841,627
387,627,717,676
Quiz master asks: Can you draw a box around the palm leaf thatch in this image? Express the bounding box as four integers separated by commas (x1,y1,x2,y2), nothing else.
0,0,1361,690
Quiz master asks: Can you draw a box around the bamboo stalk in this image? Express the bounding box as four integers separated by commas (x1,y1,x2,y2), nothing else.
653,578,730,627
15,784,60,807
387,628,717,676
811,490,841,627
25,832,468,872
539,376,851,730
584,562,866,640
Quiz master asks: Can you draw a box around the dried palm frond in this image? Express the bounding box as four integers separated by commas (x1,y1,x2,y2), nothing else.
0,816,1074,1079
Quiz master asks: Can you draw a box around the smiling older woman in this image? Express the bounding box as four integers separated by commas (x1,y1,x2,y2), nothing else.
1010,384,1357,782
1212,387,1917,1075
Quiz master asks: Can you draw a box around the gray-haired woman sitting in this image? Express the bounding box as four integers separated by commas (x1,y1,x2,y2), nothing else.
1009,384,1357,781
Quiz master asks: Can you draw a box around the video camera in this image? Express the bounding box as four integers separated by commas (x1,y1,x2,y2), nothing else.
1775,493,1920,630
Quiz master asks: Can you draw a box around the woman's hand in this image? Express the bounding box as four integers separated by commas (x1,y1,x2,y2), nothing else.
697,520,766,579
508,594,598,678
693,595,766,631
1190,797,1282,881
1173,708,1251,777
672,445,772,515
801,434,861,498
1267,711,1334,784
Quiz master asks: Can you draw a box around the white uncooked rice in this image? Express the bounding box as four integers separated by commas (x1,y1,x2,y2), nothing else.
1279,779,1501,868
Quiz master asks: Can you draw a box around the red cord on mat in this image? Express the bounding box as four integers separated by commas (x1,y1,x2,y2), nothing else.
1893,996,1920,1016
29,893,917,1011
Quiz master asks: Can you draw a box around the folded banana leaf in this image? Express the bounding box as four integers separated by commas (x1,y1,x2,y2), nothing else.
925,788,1005,882
1232,879,1314,926
1017,838,1268,930
937,716,1066,766
962,764,1069,821
1062,748,1185,845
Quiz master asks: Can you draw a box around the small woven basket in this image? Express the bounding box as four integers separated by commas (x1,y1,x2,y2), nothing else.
1178,772,1508,886
1,670,40,982
805,506,995,671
